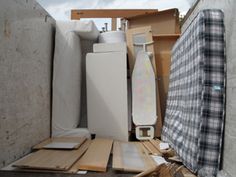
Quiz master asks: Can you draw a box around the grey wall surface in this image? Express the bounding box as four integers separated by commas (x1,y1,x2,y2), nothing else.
182,1,236,177
0,0,55,168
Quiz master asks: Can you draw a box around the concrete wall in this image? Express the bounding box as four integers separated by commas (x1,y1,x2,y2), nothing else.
0,0,55,168
182,1,236,177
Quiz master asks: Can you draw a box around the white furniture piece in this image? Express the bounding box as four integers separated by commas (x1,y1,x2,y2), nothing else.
86,43,129,141
52,21,99,138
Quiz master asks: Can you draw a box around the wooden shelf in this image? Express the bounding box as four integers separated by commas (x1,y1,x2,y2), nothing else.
153,34,180,39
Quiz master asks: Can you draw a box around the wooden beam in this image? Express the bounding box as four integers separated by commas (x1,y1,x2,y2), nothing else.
71,9,158,19
111,18,117,30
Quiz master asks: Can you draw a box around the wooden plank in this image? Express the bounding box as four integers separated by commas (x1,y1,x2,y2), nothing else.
76,138,113,172
134,164,165,177
5,140,91,174
111,18,117,30
150,139,175,157
71,9,158,19
153,36,178,122
32,137,86,150
153,34,180,39
127,9,179,36
13,139,90,171
141,141,162,156
112,141,156,172
126,26,156,74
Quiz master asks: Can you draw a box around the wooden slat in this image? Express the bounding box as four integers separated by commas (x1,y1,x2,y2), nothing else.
126,26,156,74
3,140,91,174
127,9,179,36
76,138,113,172
150,139,175,157
32,137,86,150
153,34,180,39
13,140,90,171
111,18,117,30
141,141,162,156
71,9,158,19
134,164,165,177
112,141,156,172
153,36,178,123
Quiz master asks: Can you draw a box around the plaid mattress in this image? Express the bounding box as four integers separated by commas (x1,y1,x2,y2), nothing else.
162,10,225,177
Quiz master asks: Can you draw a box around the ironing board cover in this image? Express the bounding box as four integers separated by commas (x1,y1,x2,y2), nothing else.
132,51,157,126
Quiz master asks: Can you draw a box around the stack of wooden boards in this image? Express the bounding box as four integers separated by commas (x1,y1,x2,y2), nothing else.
2,137,197,177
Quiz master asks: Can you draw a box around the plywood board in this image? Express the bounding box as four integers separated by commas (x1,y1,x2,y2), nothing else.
4,140,91,173
141,141,162,156
76,138,113,172
43,142,80,149
153,37,178,121
126,26,156,74
86,52,129,141
71,9,158,19
150,139,175,157
127,9,180,35
13,140,90,171
32,137,86,150
112,141,156,172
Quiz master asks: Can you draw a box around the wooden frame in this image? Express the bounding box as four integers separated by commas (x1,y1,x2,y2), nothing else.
71,9,158,19
71,9,158,30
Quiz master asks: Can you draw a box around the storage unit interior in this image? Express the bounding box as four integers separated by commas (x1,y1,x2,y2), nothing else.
0,0,236,177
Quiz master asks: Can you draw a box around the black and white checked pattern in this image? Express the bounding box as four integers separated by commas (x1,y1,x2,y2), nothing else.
162,10,225,177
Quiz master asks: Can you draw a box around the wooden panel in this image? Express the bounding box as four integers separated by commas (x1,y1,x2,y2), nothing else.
154,36,179,121
150,139,175,157
32,137,86,150
13,140,90,171
157,76,169,118
127,9,180,35
112,141,156,172
76,138,113,172
141,141,162,156
111,18,117,30
126,26,156,74
71,9,158,19
155,52,171,77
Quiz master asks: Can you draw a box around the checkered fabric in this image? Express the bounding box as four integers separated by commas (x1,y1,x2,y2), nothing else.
162,10,225,177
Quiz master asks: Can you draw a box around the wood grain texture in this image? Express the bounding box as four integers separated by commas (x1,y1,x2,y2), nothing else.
127,9,180,36
76,138,113,172
32,137,86,150
71,9,158,19
141,141,162,156
13,140,89,171
126,26,156,74
112,141,156,172
150,139,175,157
